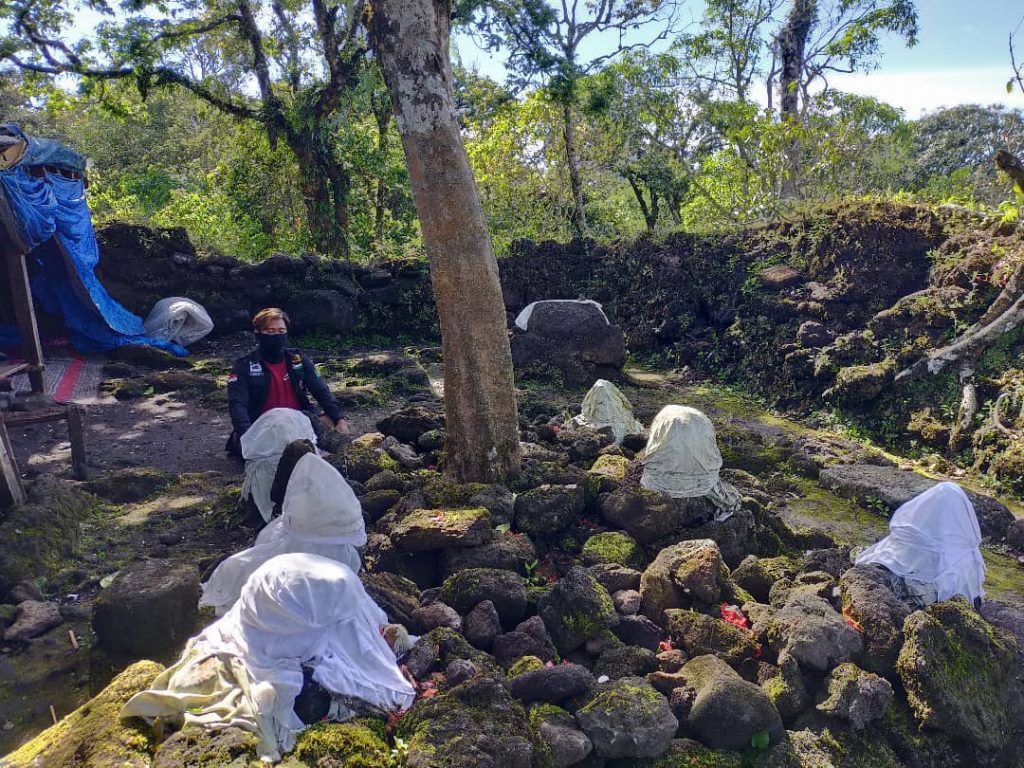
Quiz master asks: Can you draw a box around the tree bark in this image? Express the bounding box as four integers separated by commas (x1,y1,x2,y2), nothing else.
287,128,350,258
996,148,1024,195
776,0,815,200
562,102,589,239
626,173,657,232
372,94,392,249
371,0,522,483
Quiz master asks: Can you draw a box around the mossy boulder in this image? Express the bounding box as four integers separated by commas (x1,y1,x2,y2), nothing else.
823,361,894,406
897,596,1024,754
391,507,493,551
338,441,400,483
594,644,659,680
441,531,537,578
679,655,784,752
398,676,536,767
581,531,645,569
513,484,585,538
766,594,863,673
838,564,911,678
441,568,528,627
0,477,91,596
600,486,707,545
360,571,421,627
4,660,163,768
633,738,744,767
290,721,392,768
377,405,444,444
757,652,810,725
640,539,725,625
588,454,632,491
574,676,677,759
152,727,260,768
529,703,594,767
508,655,546,679
663,609,759,669
539,566,618,653
815,662,893,731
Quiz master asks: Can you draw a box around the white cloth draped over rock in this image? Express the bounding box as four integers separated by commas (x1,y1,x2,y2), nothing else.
241,408,318,523
573,379,644,444
640,405,742,519
514,299,610,332
122,553,415,763
201,452,366,616
855,482,986,605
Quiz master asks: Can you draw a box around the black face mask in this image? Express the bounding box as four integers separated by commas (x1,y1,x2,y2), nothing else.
258,333,288,362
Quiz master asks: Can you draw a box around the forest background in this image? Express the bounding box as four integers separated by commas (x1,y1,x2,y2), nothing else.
2,0,1024,264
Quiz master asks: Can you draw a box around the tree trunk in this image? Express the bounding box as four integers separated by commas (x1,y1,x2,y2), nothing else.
288,129,350,258
371,0,522,484
776,0,815,200
996,148,1024,195
562,102,589,239
626,173,657,232
373,108,391,248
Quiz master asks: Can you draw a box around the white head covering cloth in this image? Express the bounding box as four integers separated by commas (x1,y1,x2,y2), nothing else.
573,379,644,444
855,482,986,604
640,405,742,518
124,553,415,761
241,408,318,523
201,453,366,616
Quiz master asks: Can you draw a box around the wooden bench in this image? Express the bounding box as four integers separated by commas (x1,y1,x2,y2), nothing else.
1,404,88,482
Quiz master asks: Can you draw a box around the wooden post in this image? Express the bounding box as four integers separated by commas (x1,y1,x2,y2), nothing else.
67,404,87,481
0,188,45,394
0,416,25,509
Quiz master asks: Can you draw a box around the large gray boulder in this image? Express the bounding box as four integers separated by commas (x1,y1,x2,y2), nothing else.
816,662,893,731
514,484,585,538
600,486,712,545
531,705,593,768
898,597,1024,754
766,593,863,673
680,654,785,752
511,300,627,386
92,559,199,656
539,566,618,653
574,677,677,759
818,463,1014,540
441,568,528,628
839,564,911,677
664,609,759,668
640,539,725,625
509,663,596,705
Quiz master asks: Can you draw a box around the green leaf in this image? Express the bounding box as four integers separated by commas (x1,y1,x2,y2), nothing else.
1008,80,1016,95
750,731,770,751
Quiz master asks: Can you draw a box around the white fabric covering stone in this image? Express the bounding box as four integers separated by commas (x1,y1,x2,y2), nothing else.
123,553,415,762
201,453,365,616
514,299,610,331
144,297,214,347
640,405,742,518
241,408,318,523
855,482,986,605
573,379,644,443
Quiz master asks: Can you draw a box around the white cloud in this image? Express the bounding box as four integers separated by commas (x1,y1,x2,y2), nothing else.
827,67,1024,117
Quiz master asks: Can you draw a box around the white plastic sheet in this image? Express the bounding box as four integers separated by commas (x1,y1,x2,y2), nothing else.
241,409,318,523
123,553,416,762
573,379,644,443
514,299,610,332
640,405,742,518
201,453,366,616
855,482,986,605
143,297,214,347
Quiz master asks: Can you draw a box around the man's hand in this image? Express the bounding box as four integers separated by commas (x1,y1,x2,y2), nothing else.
334,418,350,436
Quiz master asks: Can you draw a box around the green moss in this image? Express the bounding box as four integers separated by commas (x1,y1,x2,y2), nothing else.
579,681,663,718
527,703,568,730
422,478,489,508
508,656,545,679
291,722,392,768
588,454,631,482
581,531,645,568
635,739,744,767
560,576,617,640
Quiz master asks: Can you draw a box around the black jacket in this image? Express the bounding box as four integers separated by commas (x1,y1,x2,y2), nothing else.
227,348,342,436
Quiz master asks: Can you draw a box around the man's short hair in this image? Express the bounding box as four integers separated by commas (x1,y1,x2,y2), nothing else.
253,307,290,332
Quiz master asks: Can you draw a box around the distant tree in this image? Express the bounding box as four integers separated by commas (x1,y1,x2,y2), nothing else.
772,0,918,197
906,105,1024,205
1,0,369,258
371,0,521,483
461,0,679,238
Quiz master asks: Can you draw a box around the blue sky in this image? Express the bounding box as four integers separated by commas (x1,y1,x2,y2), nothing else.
453,1,1024,116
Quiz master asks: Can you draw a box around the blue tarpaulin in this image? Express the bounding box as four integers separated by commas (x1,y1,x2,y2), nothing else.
0,124,186,356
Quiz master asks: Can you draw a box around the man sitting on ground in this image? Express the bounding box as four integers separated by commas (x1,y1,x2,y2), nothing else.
227,307,347,456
